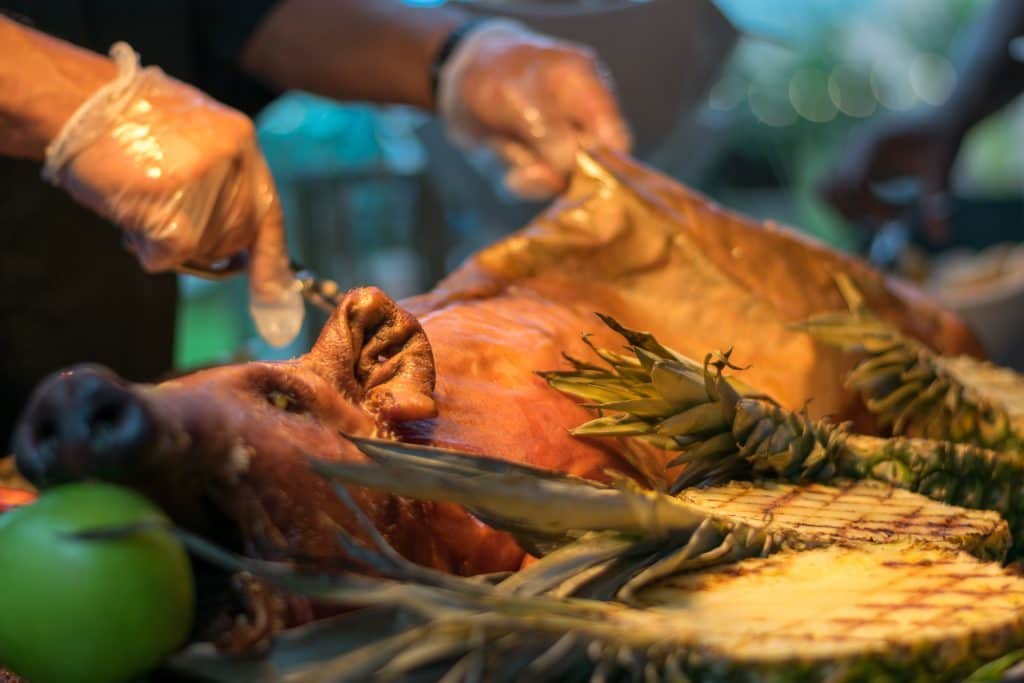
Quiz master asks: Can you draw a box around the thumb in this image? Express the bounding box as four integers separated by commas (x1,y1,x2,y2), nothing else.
490,138,566,199
504,161,565,200
247,164,303,348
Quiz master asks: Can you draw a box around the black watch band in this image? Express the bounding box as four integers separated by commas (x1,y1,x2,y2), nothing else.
430,18,487,100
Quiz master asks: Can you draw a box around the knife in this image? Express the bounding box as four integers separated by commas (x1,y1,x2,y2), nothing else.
177,256,342,315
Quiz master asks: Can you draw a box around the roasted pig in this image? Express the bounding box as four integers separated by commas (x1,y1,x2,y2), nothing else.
10,151,980,642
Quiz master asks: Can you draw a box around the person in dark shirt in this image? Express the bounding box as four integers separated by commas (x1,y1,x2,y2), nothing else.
0,1,630,446
820,0,1024,244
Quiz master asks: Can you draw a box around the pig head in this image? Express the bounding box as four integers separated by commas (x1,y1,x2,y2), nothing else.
11,288,536,580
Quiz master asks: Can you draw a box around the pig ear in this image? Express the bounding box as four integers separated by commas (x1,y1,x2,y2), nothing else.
303,287,436,422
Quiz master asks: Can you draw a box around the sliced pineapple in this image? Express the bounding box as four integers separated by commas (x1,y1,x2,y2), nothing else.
680,480,1011,561
178,540,1024,682
631,544,1024,681
799,274,1024,451
174,440,1024,683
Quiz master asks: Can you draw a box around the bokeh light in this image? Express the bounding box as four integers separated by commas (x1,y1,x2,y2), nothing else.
870,60,917,112
789,67,838,123
827,65,877,118
748,83,798,127
709,75,748,112
909,53,956,106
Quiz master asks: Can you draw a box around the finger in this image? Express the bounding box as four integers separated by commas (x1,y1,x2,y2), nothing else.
193,154,256,262
551,53,631,153
819,131,919,226
818,169,903,230
498,83,580,177
489,137,541,169
104,160,227,271
821,128,919,221
247,158,304,348
504,161,565,200
490,135,569,199
119,203,201,272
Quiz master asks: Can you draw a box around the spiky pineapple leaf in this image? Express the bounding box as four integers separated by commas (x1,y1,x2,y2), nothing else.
799,274,1024,452
545,314,1024,557
962,649,1024,682
315,436,715,544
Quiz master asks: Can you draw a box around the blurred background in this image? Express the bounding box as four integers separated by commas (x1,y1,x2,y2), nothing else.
177,0,1024,370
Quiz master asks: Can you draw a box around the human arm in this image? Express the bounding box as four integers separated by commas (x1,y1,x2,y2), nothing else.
0,16,116,159
0,16,301,345
240,0,631,198
821,0,1024,237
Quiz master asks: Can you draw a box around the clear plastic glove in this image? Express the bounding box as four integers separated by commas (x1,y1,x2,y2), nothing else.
437,20,631,200
42,43,303,347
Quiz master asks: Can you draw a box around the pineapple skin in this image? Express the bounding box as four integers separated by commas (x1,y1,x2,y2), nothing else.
546,319,1024,557
800,282,1024,452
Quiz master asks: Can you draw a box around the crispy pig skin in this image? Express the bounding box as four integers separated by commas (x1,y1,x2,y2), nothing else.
11,152,981,644
412,150,980,429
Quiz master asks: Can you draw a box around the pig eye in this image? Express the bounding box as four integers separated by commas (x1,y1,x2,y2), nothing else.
250,369,314,413
266,390,304,413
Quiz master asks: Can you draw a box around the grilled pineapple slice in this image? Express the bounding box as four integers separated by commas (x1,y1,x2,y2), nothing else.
633,544,1024,682
680,480,1011,561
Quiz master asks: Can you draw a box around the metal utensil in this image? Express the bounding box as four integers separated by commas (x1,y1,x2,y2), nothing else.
861,178,945,272
178,258,342,315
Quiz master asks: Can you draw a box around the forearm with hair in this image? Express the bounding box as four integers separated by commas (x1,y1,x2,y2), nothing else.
0,17,116,160
240,0,467,112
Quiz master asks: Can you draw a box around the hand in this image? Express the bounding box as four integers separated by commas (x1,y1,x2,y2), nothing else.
819,113,964,241
437,20,631,199
43,44,302,346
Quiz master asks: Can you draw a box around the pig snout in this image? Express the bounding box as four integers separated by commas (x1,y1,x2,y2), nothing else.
12,365,156,488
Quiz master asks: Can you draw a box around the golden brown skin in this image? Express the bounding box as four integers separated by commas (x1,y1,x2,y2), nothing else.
417,151,979,429
12,152,980,645
106,288,538,578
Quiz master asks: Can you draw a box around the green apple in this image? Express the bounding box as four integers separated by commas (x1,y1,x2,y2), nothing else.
0,483,194,683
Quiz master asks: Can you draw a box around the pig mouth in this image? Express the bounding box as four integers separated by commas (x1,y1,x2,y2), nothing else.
9,280,445,650
184,494,323,652
7,366,320,649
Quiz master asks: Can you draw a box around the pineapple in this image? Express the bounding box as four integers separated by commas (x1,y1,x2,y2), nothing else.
169,440,1024,683
156,295,1024,682
315,438,1010,568
543,315,1024,551
175,546,1024,683
631,544,1024,682
679,480,1010,562
799,274,1024,450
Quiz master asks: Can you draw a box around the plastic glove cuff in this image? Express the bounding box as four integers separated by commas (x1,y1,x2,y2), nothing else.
42,42,151,185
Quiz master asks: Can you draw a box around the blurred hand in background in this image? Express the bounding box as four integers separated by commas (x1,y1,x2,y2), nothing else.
818,0,1024,246
242,2,630,201
819,112,963,241
436,20,631,200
